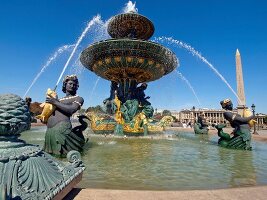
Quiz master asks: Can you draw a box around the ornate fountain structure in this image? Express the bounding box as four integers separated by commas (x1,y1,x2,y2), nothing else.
0,94,85,199
80,11,178,135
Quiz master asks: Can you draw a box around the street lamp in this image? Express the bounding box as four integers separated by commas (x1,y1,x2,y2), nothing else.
251,104,258,134
251,104,255,115
192,106,195,123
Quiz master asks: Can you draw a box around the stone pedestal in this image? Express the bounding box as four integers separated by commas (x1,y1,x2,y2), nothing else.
0,141,85,200
237,105,246,117
0,94,85,200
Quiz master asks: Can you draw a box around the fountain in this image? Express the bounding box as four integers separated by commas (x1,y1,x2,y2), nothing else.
4,2,266,197
23,44,75,99
80,10,178,135
154,36,241,102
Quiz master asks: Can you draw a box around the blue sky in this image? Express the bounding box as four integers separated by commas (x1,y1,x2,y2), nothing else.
0,0,266,113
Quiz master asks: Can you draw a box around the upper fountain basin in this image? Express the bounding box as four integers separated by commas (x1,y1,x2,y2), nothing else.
107,12,154,40
80,39,178,83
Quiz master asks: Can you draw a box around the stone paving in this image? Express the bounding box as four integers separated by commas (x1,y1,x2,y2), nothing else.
64,186,267,200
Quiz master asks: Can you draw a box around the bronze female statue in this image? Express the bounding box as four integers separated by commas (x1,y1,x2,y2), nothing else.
43,75,86,156
215,99,254,150
194,112,209,134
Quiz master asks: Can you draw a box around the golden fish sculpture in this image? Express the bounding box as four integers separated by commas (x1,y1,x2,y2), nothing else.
36,88,57,124
243,108,257,127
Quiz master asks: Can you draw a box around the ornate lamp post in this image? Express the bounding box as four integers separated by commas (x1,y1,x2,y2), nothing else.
192,106,196,124
251,103,258,134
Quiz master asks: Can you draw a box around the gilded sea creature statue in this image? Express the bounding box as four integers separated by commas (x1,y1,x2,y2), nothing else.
43,75,87,156
0,94,84,199
215,99,254,150
113,88,152,135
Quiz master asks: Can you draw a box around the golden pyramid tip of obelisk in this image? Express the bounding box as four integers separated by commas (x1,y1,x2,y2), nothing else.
236,49,240,56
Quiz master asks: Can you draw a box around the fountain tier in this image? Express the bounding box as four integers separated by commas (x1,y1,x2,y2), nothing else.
107,13,154,40
80,39,178,83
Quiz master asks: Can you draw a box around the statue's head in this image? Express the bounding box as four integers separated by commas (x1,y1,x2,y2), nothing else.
25,97,32,107
220,99,233,110
141,83,147,89
62,75,79,94
111,81,118,89
25,97,32,103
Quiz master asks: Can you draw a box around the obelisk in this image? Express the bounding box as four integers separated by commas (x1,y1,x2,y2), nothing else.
235,49,246,115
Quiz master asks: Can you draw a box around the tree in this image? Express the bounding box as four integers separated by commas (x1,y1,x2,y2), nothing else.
86,105,104,113
162,110,171,116
77,108,86,114
172,115,177,122
153,113,163,121
30,102,42,116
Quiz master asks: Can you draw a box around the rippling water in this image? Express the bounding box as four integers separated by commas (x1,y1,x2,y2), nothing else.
20,127,267,190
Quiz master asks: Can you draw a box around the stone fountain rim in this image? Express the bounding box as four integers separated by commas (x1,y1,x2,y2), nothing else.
80,38,178,62
80,38,179,82
107,12,155,25
83,38,174,47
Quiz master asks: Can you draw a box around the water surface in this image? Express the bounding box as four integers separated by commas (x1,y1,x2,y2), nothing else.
21,127,267,190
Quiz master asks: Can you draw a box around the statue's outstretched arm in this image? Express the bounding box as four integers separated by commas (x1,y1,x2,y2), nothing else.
233,114,254,123
224,112,254,123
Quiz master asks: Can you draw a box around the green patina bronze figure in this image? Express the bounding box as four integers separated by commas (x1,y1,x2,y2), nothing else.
194,112,209,134
43,75,87,156
103,81,118,114
215,99,254,150
114,83,154,135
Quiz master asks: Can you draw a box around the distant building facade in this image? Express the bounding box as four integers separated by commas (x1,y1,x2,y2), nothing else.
156,108,266,128
178,108,226,126
256,113,266,128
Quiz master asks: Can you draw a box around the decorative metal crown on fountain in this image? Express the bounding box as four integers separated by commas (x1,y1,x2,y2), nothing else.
80,11,178,84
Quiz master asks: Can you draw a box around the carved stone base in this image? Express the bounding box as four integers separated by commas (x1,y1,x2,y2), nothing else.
0,142,85,200
53,173,83,200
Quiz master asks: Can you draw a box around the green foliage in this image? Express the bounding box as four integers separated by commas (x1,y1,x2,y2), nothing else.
264,116,267,124
153,113,162,121
86,105,104,113
162,109,171,116
78,108,86,114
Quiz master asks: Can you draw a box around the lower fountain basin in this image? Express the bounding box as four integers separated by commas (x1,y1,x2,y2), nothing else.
21,127,267,190
80,39,178,83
